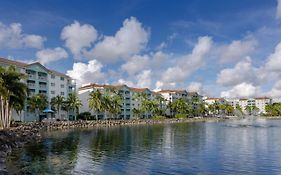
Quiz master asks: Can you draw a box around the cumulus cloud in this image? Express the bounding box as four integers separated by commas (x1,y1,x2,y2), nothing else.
86,17,150,63
187,82,203,93
121,54,150,76
159,36,213,88
264,42,281,72
267,80,281,98
218,36,257,63
217,57,258,87
221,82,260,98
277,0,281,19
0,22,46,49
36,47,68,65
61,21,98,58
136,70,152,88
67,60,105,86
121,51,169,77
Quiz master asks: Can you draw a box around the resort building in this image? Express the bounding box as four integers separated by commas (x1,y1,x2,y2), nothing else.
157,90,188,103
225,97,272,114
0,57,76,121
78,83,157,119
204,98,226,105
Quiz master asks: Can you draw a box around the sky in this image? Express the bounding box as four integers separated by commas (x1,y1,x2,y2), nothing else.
1,0,281,98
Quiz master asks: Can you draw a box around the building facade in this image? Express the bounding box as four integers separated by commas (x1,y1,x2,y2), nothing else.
225,97,272,114
0,57,76,121
78,83,157,119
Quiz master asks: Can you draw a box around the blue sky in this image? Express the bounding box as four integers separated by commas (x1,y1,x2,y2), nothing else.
1,0,281,98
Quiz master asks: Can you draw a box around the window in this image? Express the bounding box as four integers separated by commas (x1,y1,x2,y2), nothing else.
61,84,65,88
51,75,55,79
60,77,64,81
51,91,55,94
51,83,55,86
61,92,65,95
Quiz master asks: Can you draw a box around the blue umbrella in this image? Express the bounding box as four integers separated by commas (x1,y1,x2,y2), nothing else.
43,108,54,113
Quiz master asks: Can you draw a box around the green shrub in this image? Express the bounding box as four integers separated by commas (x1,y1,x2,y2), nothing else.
175,114,187,118
152,116,166,120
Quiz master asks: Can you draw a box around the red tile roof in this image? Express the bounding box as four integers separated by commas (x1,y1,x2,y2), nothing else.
157,89,187,93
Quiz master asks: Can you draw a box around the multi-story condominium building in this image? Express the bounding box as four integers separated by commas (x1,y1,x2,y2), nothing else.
204,98,226,105
0,57,76,121
78,83,156,119
254,97,272,114
157,90,188,103
225,97,272,114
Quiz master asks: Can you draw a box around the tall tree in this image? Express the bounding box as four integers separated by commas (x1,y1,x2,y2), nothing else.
88,89,103,120
51,95,65,120
0,66,27,128
28,94,48,121
65,93,82,120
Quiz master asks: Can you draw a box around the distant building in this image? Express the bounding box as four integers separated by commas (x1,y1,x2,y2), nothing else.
224,97,272,114
204,98,226,105
78,83,156,119
0,57,76,121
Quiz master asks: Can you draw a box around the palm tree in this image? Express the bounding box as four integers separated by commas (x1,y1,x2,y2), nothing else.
171,98,189,115
51,95,65,120
0,66,27,128
108,94,122,119
28,94,48,121
65,93,82,120
88,89,103,120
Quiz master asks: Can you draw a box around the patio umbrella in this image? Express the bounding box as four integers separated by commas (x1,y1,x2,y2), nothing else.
43,108,54,119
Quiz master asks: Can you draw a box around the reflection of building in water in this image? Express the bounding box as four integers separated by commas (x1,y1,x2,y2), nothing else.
162,125,175,157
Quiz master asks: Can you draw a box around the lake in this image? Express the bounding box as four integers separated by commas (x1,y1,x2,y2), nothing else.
6,119,281,175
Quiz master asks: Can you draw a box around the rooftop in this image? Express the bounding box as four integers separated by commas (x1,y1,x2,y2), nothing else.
0,57,71,79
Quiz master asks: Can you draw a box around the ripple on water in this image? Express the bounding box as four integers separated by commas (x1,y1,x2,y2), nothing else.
6,120,281,175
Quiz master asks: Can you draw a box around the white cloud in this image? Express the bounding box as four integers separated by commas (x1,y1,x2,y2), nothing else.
0,22,45,49
67,60,105,87
221,82,260,98
87,17,150,63
277,0,281,19
136,70,152,88
156,42,167,50
121,51,169,77
267,80,281,98
61,21,98,58
121,54,150,76
264,42,281,72
36,47,68,65
218,36,257,63
117,79,134,87
159,36,213,87
187,82,203,93
217,57,258,86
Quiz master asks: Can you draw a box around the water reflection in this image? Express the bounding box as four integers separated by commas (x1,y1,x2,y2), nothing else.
7,120,281,175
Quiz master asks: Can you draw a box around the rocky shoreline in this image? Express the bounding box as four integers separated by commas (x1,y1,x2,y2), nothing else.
0,117,223,174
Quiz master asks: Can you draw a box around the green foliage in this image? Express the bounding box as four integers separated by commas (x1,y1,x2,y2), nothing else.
245,105,259,115
175,114,187,118
28,94,48,118
0,66,27,128
151,116,166,120
50,95,65,119
265,103,281,116
65,93,82,120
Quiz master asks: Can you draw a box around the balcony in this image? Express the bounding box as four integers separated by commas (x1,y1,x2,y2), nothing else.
39,90,47,96
27,80,36,89
39,83,47,89
38,72,47,81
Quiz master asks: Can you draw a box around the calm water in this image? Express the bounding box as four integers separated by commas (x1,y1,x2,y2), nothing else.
6,119,281,175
